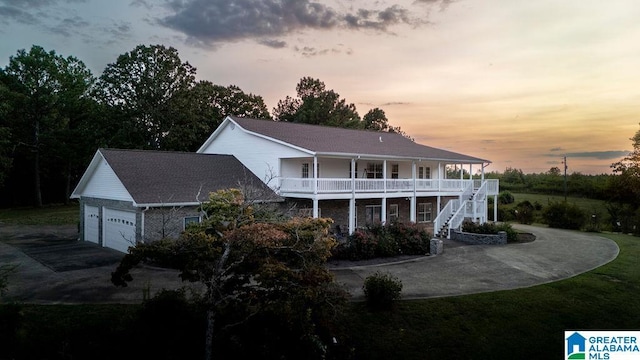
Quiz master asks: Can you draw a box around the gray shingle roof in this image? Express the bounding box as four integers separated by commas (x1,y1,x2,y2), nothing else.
100,149,278,206
229,116,488,163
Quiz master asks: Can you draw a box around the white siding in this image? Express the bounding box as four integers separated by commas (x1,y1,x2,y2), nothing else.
318,158,349,178
80,158,133,202
199,123,309,184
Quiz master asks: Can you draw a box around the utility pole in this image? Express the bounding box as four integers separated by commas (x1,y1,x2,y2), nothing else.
562,156,568,202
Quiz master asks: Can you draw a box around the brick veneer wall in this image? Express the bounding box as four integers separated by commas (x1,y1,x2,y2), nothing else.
143,206,202,242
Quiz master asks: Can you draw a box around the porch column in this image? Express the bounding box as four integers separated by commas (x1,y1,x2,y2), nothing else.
313,155,318,195
494,195,498,222
383,160,387,193
350,158,356,233
312,198,319,218
381,197,387,224
410,161,416,222
459,165,463,180
469,164,473,180
349,198,356,234
438,162,442,191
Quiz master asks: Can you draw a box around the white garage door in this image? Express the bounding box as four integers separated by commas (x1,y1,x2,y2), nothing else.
84,205,99,244
103,208,137,253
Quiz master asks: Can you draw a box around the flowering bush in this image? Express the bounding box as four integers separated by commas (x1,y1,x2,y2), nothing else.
331,222,430,260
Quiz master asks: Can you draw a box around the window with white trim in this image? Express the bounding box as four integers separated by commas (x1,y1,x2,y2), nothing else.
417,203,432,223
366,163,383,179
365,205,382,225
184,216,201,229
418,166,431,179
349,162,359,178
389,204,399,223
391,164,399,179
301,163,309,178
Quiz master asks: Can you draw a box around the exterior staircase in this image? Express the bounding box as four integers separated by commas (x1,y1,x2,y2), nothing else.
433,181,490,239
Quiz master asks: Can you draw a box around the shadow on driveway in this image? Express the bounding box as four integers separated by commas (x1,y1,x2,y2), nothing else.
4,234,124,272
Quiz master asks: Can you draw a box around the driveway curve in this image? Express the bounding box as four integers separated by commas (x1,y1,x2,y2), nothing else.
332,225,620,300
0,224,620,303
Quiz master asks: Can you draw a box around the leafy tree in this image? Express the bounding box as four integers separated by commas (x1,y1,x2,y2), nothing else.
0,82,13,188
610,125,640,207
1,45,95,206
273,77,362,128
363,107,412,140
547,166,561,176
163,82,272,151
111,189,347,360
502,167,526,184
94,44,196,150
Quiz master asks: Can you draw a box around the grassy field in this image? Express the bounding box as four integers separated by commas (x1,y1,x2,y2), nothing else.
0,202,636,359
512,192,607,216
0,203,79,225
343,231,639,359
1,231,638,359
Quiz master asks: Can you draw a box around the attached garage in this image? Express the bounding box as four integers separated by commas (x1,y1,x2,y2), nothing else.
103,208,137,253
83,205,99,244
71,149,280,253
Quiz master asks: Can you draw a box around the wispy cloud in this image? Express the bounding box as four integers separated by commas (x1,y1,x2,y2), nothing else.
545,150,628,160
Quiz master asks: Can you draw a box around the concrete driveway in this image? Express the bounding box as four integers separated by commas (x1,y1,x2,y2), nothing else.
333,224,620,299
0,225,187,304
0,224,619,303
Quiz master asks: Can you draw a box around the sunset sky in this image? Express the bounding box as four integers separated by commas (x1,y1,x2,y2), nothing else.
1,0,638,174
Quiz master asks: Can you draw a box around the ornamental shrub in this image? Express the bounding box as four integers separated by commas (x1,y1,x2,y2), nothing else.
363,271,403,311
461,220,518,242
498,191,515,205
542,201,586,230
331,223,430,260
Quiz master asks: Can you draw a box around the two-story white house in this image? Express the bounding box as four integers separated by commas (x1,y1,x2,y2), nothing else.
198,116,499,237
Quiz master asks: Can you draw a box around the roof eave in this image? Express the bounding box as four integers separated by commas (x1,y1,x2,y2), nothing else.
313,151,488,163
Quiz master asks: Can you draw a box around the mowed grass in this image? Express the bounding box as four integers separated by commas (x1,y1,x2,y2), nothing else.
1,206,638,359
0,204,79,225
343,231,640,359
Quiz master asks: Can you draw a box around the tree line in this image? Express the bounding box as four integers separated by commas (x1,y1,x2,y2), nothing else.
0,44,404,207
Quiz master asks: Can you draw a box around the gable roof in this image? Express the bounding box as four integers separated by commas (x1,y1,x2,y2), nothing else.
223,116,488,163
72,149,279,207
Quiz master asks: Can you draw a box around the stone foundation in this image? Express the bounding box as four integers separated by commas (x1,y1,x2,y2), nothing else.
451,230,507,245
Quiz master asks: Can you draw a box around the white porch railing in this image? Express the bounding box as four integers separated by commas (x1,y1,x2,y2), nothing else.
279,178,498,194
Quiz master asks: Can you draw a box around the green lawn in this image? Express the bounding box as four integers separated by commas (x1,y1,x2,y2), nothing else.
343,231,639,359
0,203,79,225
1,206,638,359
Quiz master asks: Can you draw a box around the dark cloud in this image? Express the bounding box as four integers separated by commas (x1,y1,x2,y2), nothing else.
102,21,132,42
545,151,628,160
159,0,439,47
48,15,90,37
549,147,564,152
259,39,287,48
0,0,88,27
381,101,410,106
130,0,153,9
293,45,346,57
0,5,38,24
